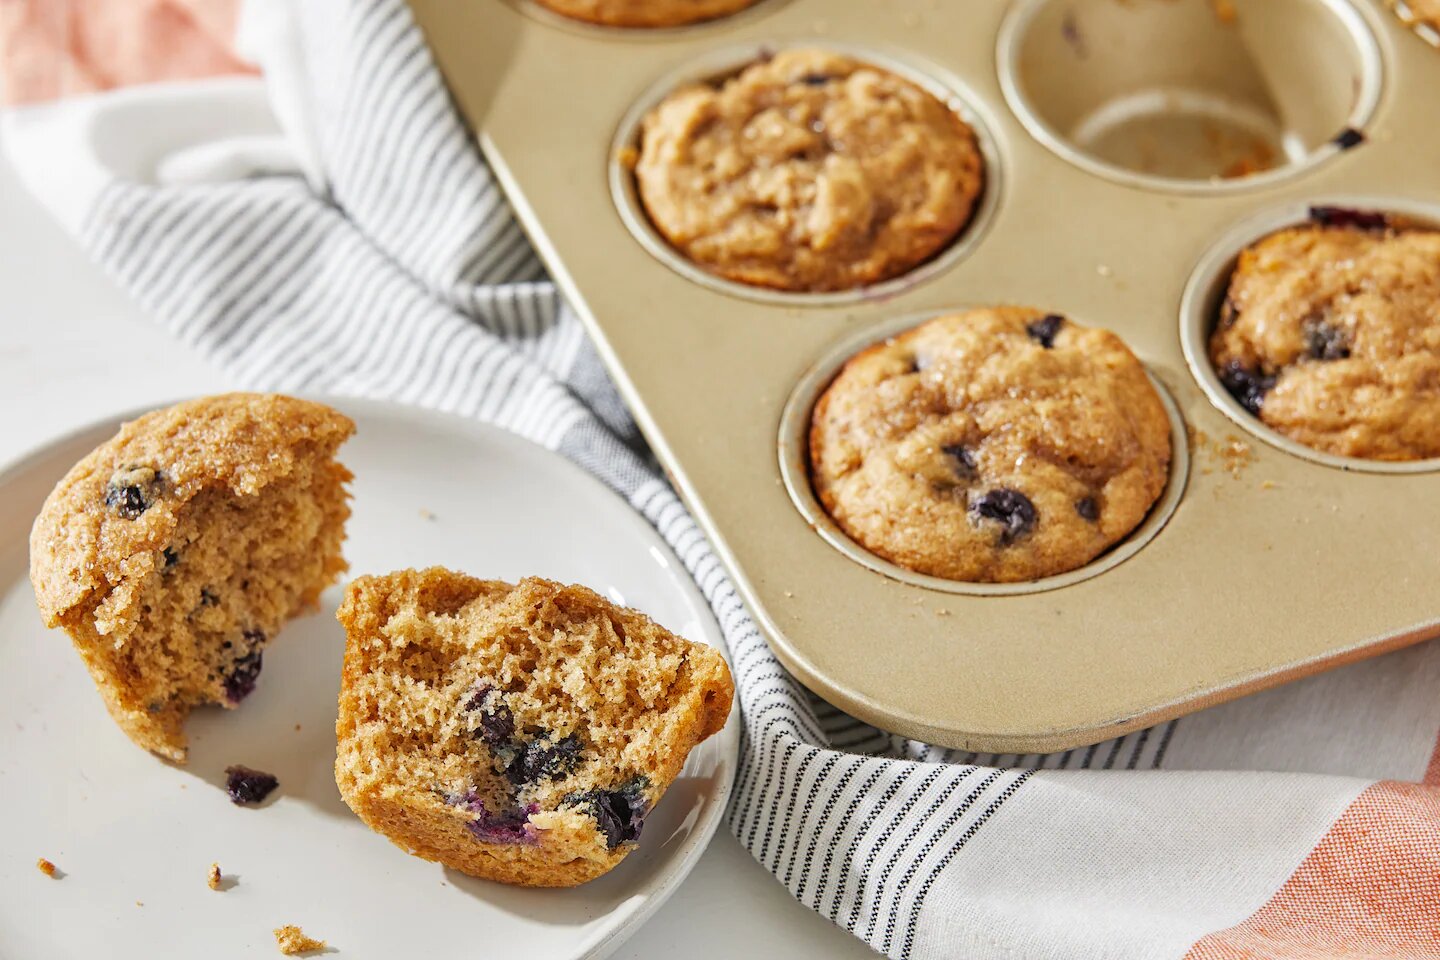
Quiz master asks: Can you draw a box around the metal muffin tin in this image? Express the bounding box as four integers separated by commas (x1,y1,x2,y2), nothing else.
409,0,1440,752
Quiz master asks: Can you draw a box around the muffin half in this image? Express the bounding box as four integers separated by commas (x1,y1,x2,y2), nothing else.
809,308,1171,583
334,569,733,887
29,394,354,762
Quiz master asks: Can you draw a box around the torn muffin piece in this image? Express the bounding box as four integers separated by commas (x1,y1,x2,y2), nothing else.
28,394,354,762
334,570,734,888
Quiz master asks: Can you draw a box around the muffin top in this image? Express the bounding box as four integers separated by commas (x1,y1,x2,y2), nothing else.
634,48,984,292
1209,208,1440,460
809,308,1172,583
532,0,762,27
29,393,355,626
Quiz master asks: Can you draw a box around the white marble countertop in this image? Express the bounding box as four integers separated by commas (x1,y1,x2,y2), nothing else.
0,132,878,960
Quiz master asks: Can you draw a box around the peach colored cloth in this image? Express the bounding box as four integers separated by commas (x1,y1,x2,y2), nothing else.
0,0,253,106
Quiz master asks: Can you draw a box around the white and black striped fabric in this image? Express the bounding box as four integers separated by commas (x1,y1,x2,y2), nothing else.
48,2,1440,958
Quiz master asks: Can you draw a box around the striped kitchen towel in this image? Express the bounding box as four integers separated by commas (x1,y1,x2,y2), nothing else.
4,1,1439,957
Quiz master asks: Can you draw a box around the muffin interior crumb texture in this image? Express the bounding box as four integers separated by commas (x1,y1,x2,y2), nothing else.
273,925,327,956
334,569,734,888
28,393,354,762
533,0,762,27
809,307,1172,583
636,48,984,292
1209,210,1440,460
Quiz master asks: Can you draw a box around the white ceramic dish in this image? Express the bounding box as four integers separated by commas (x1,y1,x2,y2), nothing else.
0,397,738,959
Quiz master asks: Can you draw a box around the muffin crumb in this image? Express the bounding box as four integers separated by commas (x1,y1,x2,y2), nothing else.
207,862,223,890
273,925,327,955
35,858,58,878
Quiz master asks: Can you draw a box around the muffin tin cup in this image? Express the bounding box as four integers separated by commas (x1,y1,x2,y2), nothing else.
607,40,1004,307
778,310,1191,596
997,0,1385,193
411,0,1440,752
1180,196,1440,475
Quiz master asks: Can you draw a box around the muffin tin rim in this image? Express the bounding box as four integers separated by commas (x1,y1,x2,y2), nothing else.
1179,194,1440,475
777,309,1192,597
606,38,1006,307
995,0,1388,196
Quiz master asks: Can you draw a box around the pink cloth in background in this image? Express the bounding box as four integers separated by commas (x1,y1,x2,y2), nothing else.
0,0,253,106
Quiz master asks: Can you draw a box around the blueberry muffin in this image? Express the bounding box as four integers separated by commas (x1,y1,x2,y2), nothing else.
533,0,762,27
334,569,733,888
29,394,354,762
809,308,1172,583
634,48,984,292
1209,207,1440,460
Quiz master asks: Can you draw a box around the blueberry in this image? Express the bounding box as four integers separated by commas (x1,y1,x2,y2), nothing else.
798,73,833,86
506,733,583,786
1303,319,1350,361
970,489,1037,543
1025,314,1065,349
1331,127,1365,151
564,777,651,850
224,765,278,805
200,588,219,607
161,547,179,569
464,802,540,845
941,444,977,478
463,686,515,746
1219,361,1276,415
1308,205,1388,231
223,648,263,703
104,466,162,519
1075,497,1099,522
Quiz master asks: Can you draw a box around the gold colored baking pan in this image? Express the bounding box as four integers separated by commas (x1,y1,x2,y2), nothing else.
408,0,1440,752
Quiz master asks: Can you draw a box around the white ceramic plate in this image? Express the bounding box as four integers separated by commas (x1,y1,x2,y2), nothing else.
0,398,738,959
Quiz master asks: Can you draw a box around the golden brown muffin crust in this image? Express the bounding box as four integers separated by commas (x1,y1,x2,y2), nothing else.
635,48,984,292
809,308,1172,583
1209,215,1440,460
533,0,762,27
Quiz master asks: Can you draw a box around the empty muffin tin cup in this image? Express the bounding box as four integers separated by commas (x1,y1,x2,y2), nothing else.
608,41,1002,306
1180,197,1440,474
778,312,1191,597
997,0,1383,192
